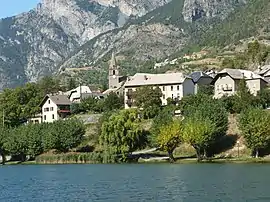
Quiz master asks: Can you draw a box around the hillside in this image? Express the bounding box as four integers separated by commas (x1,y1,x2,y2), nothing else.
0,0,170,89
1,0,270,89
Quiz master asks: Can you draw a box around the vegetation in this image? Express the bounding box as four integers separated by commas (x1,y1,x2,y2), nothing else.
238,108,270,158
0,119,85,163
183,115,215,161
71,92,123,114
133,86,162,119
157,120,182,162
99,109,147,163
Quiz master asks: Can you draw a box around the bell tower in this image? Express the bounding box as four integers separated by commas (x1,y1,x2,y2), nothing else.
108,52,120,89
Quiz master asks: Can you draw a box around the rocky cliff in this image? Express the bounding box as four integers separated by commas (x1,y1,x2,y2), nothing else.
0,0,171,88
0,0,260,89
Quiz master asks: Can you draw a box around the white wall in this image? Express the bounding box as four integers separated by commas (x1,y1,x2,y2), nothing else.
42,98,59,123
214,75,235,98
124,81,195,109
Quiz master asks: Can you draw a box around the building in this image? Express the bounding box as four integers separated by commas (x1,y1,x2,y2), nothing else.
256,65,270,83
189,71,213,94
212,68,267,98
124,72,195,109
27,113,42,124
104,52,127,96
65,86,92,103
40,94,72,123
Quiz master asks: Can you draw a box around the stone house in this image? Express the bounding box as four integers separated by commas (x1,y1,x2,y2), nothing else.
40,94,72,123
124,72,195,109
189,71,213,94
212,68,267,99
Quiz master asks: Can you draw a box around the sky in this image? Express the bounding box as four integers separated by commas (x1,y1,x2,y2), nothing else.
0,0,40,19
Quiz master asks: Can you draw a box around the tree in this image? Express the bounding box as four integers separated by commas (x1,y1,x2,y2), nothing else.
43,119,85,152
257,88,270,109
232,79,256,113
181,94,228,156
67,78,77,91
99,109,147,162
183,115,215,161
157,120,182,162
103,92,123,112
150,106,174,147
134,86,162,118
0,127,8,164
238,108,270,158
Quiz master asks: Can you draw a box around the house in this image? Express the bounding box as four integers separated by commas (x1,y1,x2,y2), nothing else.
189,71,213,94
256,65,270,83
27,113,42,124
65,86,92,103
40,94,72,123
124,72,195,109
212,68,267,99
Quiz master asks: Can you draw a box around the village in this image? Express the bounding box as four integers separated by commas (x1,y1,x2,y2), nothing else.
30,52,270,124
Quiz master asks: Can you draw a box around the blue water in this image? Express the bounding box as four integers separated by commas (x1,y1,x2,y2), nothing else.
0,164,270,201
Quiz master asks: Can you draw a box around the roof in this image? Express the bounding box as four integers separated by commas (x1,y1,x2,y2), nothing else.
189,71,213,83
255,65,270,75
40,94,71,107
124,73,189,87
219,68,264,80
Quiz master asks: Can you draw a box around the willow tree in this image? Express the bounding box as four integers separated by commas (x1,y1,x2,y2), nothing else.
183,115,215,161
238,108,270,158
100,109,147,162
157,120,182,162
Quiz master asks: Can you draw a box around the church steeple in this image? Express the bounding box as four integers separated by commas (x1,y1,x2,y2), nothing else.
108,51,120,89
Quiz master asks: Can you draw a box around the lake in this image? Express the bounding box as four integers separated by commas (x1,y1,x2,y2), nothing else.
0,164,270,201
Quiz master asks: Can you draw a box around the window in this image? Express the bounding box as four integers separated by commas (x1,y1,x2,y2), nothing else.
172,94,174,98
52,114,55,120
163,86,165,91
113,70,116,75
44,115,46,121
44,108,49,112
177,86,180,91
162,94,165,99
50,107,54,111
171,86,173,91
48,100,50,104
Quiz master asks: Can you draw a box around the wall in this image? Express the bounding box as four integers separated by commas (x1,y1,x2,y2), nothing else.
124,81,195,109
214,75,235,98
183,78,195,96
42,98,59,123
246,79,265,96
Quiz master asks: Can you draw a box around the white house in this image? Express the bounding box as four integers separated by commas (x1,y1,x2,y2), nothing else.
40,94,72,123
124,72,195,109
212,68,267,98
65,86,92,103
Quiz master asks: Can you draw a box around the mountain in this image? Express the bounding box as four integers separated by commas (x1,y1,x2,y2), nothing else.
58,0,247,71
1,0,270,89
0,0,170,89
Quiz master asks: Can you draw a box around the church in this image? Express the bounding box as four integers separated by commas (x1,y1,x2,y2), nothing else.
103,52,127,96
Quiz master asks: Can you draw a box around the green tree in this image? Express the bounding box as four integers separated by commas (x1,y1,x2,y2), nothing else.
232,79,256,113
183,115,215,161
150,106,174,146
181,94,228,156
157,120,182,162
134,86,162,118
43,119,85,152
257,88,270,109
100,109,147,162
238,108,270,158
67,78,77,91
103,92,123,112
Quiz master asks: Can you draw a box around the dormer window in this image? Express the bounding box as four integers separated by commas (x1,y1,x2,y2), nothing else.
113,70,116,75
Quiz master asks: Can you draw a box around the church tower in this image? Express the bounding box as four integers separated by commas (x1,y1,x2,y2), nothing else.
108,52,120,89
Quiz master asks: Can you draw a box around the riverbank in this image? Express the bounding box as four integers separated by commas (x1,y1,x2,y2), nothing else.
4,156,270,165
